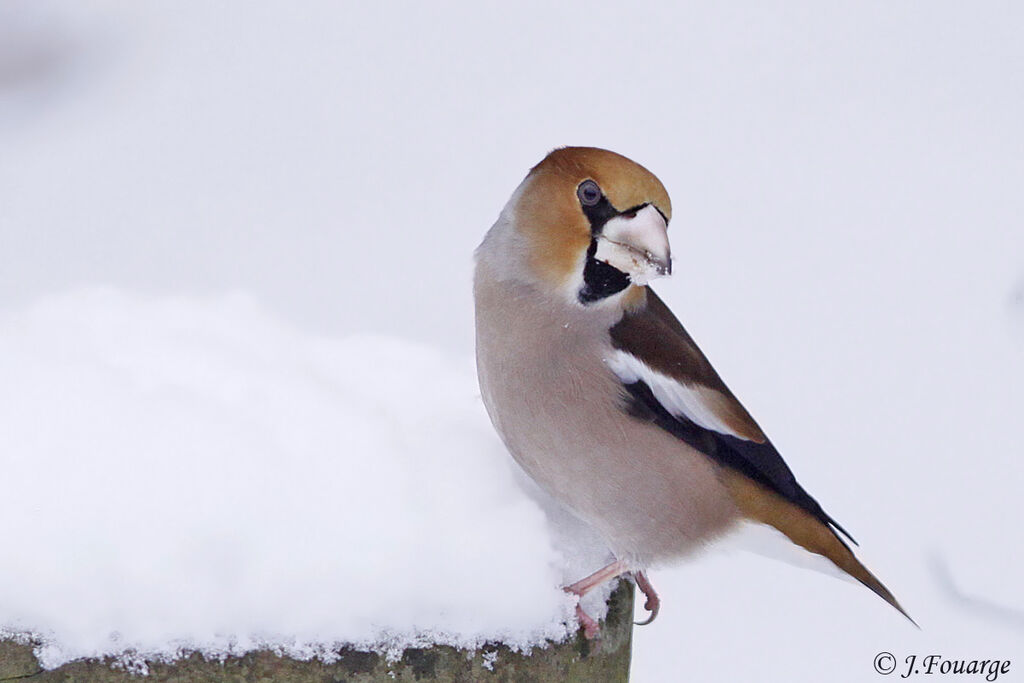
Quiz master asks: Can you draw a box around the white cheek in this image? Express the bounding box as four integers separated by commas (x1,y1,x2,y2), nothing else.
558,248,590,304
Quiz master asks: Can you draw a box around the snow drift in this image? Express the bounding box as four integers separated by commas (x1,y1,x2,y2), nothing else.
0,288,611,669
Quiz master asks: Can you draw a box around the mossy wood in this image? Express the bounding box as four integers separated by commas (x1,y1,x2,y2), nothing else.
0,581,633,682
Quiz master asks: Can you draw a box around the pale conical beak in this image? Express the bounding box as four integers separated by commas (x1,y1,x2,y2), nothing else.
594,204,671,286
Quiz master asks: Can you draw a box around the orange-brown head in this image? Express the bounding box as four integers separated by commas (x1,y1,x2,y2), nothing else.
503,147,673,306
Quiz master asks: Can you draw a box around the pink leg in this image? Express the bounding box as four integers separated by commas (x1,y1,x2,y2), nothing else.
564,559,630,597
563,559,630,639
632,571,660,626
574,604,601,640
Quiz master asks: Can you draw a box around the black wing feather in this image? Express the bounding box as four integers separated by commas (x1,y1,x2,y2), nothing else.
614,290,858,547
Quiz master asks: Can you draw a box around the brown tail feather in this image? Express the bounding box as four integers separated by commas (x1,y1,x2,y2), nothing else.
723,471,917,626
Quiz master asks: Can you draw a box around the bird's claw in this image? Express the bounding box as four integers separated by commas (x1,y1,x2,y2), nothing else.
632,571,661,626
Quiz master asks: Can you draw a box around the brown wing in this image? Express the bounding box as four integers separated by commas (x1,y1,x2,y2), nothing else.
609,288,856,544
609,288,915,623
612,289,767,442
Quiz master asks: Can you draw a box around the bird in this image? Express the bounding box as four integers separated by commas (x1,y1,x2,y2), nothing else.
473,146,912,638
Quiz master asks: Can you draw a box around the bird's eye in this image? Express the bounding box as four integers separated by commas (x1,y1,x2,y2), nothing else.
577,180,602,207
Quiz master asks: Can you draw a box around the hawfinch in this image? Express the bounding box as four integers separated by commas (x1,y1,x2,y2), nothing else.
474,146,911,637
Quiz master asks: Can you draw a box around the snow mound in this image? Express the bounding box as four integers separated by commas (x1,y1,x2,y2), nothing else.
0,288,608,669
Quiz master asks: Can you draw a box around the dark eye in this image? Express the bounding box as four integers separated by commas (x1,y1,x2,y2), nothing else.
577,180,602,207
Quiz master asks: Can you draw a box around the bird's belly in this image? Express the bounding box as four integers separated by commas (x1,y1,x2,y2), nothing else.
479,353,740,568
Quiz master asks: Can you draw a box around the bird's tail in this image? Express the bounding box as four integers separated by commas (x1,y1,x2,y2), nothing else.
723,471,916,626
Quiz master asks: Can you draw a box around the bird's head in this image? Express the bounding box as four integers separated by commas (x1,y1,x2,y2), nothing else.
490,146,672,308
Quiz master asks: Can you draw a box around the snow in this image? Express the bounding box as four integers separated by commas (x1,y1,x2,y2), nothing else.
0,288,613,669
2,1,1022,680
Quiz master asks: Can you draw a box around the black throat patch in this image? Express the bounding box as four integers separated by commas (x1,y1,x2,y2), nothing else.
577,195,630,304
578,239,630,304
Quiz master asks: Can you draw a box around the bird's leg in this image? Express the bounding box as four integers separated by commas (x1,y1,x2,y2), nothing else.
573,604,600,640
564,559,629,596
632,570,660,626
563,559,630,639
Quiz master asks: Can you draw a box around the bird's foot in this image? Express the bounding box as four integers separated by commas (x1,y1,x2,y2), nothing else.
633,571,660,626
575,604,601,639
563,559,631,639
564,583,603,639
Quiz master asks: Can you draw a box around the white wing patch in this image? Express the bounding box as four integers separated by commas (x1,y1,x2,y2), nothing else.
605,349,747,440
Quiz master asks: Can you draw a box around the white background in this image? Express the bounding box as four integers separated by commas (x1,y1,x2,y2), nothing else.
2,2,1022,680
